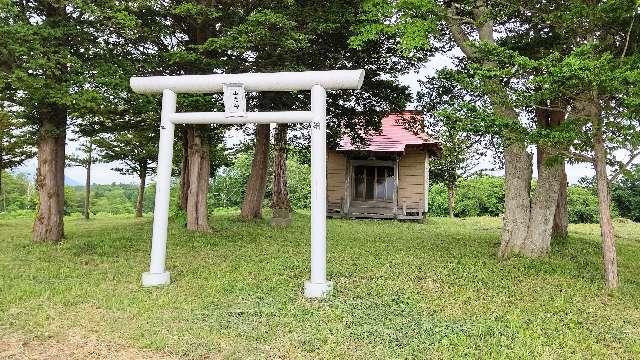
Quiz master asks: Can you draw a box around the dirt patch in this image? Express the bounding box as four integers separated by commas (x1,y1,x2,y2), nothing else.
0,332,180,360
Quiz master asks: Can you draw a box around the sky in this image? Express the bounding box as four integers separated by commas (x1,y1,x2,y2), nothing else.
15,53,597,185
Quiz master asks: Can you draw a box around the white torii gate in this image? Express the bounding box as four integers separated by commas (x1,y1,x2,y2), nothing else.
130,70,365,298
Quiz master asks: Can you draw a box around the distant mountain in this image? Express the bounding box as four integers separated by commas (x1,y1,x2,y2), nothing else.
64,175,81,186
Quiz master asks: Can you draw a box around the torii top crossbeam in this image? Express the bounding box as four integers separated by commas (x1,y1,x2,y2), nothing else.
131,70,365,94
133,69,364,299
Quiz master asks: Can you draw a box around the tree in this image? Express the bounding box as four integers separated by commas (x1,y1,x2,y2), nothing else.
0,1,143,242
154,1,248,230
612,165,640,223
95,128,158,218
0,110,33,206
523,0,639,288
355,0,632,262
240,124,271,220
66,139,100,220
424,113,483,218
271,123,292,224
212,1,417,219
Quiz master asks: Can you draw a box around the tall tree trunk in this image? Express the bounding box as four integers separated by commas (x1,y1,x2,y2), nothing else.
184,125,210,231
548,101,569,239
0,170,4,212
135,164,147,218
83,142,92,220
447,184,455,218
536,143,568,241
32,104,66,243
519,106,565,256
498,142,533,258
592,102,619,288
179,128,189,211
271,124,291,224
552,168,569,239
524,144,563,256
447,2,563,258
241,124,270,220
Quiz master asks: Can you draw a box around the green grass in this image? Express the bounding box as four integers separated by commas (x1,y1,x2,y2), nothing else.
1,212,640,359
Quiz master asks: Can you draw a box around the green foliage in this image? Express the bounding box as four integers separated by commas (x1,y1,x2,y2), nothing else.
429,176,624,223
0,171,35,212
0,110,33,173
210,153,253,209
94,128,157,179
429,176,505,218
210,152,311,210
283,156,311,209
0,0,145,129
426,110,486,191
611,165,640,222
1,214,640,357
60,183,155,216
427,183,449,217
91,187,135,215
66,139,99,169
455,176,506,217
567,186,603,224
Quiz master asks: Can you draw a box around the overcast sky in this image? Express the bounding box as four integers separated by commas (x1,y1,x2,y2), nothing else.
15,53,596,185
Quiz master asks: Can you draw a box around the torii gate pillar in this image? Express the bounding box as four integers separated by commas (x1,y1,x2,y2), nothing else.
131,70,364,298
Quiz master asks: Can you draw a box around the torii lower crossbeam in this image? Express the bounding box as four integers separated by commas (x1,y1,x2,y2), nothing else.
132,70,364,299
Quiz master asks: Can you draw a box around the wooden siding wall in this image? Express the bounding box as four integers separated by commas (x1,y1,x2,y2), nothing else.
326,149,427,213
398,149,426,206
327,150,346,205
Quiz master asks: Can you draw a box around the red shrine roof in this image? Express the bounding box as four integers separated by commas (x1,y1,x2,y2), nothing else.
336,112,441,155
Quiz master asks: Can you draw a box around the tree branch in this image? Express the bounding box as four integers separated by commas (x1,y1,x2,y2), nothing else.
445,4,475,58
561,150,595,164
621,12,635,59
609,150,640,182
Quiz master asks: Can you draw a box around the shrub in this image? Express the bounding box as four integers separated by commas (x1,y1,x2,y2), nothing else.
611,167,640,222
427,183,449,217
429,176,505,217
209,152,311,210
429,176,618,224
567,186,600,223
454,176,505,217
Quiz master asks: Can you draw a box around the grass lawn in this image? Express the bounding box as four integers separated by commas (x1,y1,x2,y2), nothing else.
1,212,640,359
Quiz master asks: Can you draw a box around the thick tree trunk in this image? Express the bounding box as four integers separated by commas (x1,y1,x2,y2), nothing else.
592,106,619,288
241,124,270,220
135,166,146,218
524,145,563,256
32,105,66,243
447,184,455,218
535,144,568,241
498,142,533,258
1,170,4,212
547,102,569,239
447,3,565,258
552,168,569,239
179,129,189,211
185,125,210,231
83,142,92,220
271,124,291,225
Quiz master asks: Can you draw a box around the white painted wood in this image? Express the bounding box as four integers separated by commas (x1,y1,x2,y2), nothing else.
131,70,364,94
142,89,176,287
136,70,364,298
304,84,332,298
170,111,314,124
223,83,246,117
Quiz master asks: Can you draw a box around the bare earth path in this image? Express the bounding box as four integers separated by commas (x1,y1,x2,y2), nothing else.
0,332,179,360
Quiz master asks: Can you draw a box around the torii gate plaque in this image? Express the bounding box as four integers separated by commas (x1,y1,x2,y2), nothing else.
130,70,365,298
